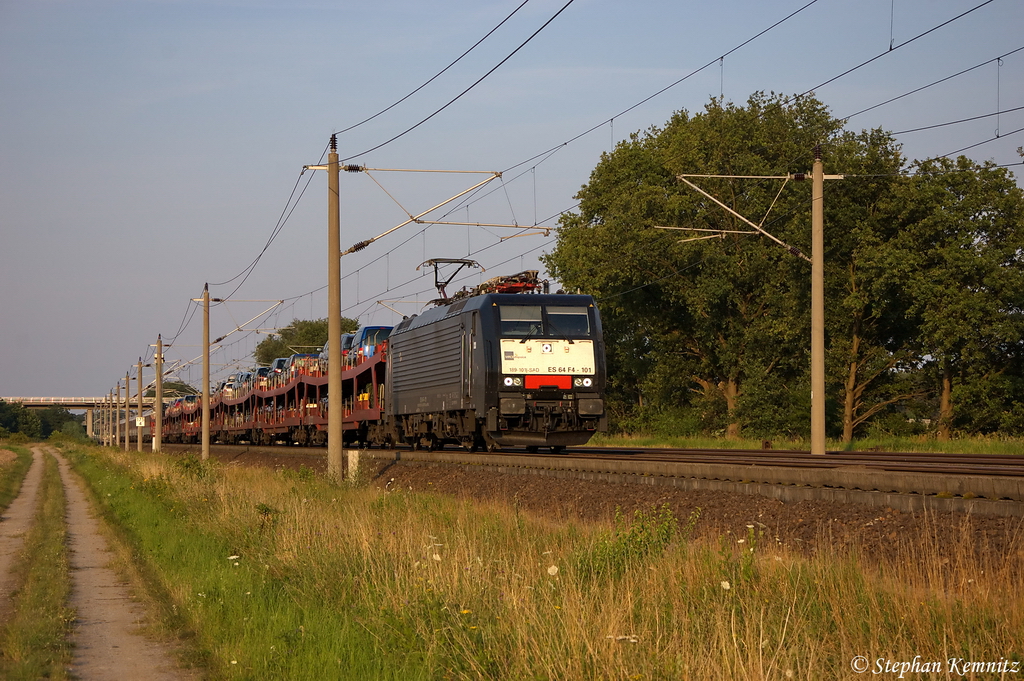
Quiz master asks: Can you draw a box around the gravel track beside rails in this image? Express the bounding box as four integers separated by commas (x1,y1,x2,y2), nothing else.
164,443,1024,565
166,443,1024,510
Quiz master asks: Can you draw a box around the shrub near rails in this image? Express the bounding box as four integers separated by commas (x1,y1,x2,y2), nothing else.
70,446,1022,680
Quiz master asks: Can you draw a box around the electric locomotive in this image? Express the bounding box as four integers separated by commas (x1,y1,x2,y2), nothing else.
384,285,607,452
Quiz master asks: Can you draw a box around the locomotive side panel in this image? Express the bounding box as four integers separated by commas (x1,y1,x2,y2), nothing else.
389,316,466,414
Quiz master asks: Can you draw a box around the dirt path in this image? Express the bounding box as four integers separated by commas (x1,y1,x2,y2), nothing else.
49,448,194,680
0,447,44,621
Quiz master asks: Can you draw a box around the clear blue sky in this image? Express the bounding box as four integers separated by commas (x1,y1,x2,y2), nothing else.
1,0,1022,397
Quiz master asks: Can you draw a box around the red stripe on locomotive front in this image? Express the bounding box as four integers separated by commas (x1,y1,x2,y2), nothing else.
524,375,571,390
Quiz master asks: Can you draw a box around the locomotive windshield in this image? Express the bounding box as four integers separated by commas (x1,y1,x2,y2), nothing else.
546,306,590,336
498,304,591,338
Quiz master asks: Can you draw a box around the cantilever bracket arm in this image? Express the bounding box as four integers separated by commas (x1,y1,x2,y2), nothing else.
341,171,503,256
675,175,811,263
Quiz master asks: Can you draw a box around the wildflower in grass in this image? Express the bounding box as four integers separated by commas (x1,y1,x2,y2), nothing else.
547,565,559,576
606,634,638,643
461,609,471,614
720,580,731,591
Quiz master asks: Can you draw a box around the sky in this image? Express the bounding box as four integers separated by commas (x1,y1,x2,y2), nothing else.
1,0,1022,398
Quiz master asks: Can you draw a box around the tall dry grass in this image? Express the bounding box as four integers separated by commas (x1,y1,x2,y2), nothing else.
75,447,1023,679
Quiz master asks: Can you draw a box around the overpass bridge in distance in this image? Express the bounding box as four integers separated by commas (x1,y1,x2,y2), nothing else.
2,396,171,439
1,396,162,409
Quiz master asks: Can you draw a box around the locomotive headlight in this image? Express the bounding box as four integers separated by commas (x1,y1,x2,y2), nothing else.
504,376,523,387
504,377,515,387
514,376,523,386
582,377,593,387
573,378,583,387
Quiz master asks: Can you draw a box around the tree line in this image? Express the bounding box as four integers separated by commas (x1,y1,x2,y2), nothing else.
543,93,1024,442
252,317,357,367
0,401,84,439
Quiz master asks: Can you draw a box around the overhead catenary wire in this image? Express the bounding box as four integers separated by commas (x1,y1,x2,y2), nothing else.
843,44,1024,122
789,0,998,101
333,0,532,138
338,0,579,163
502,0,824,175
941,124,1024,158
892,105,1024,135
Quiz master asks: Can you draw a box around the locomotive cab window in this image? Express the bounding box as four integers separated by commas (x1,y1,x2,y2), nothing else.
498,304,591,338
546,306,590,336
499,305,542,337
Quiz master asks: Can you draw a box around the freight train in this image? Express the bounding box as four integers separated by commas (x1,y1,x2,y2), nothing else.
162,272,607,452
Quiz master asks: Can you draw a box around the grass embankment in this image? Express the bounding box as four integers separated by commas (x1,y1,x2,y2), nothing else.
590,432,1024,455
0,448,73,679
0,444,33,511
67,444,1022,680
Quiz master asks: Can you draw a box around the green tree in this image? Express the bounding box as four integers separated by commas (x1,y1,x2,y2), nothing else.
819,129,930,442
884,156,1024,439
0,400,42,439
545,93,843,438
145,381,199,398
37,406,82,439
253,317,358,366
545,93,1024,440
59,420,86,439
17,408,41,439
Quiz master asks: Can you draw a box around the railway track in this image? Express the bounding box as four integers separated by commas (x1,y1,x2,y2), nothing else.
160,442,1024,517
502,446,1024,477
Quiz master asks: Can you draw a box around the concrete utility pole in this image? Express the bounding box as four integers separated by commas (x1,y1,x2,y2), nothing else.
154,334,163,452
124,371,131,452
137,358,144,452
308,135,347,482
810,148,826,456
327,135,346,482
202,284,211,461
114,385,120,448
674,149,841,457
